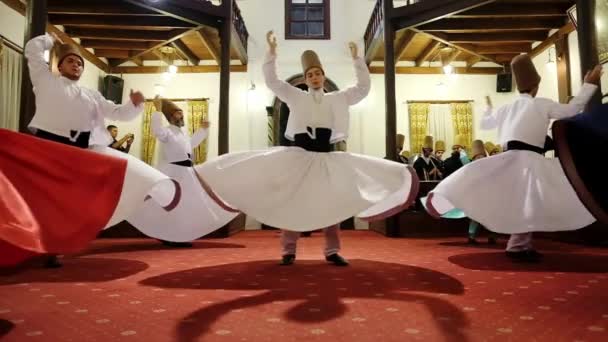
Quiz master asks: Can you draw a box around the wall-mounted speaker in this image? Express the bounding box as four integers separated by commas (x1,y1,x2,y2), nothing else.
496,73,512,93
102,75,124,104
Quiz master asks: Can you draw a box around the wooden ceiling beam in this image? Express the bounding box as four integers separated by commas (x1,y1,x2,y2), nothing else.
170,39,200,66
415,40,441,66
47,3,163,16
394,30,416,62
530,22,575,58
420,18,567,32
446,31,548,43
132,56,144,67
473,43,532,54
113,27,201,66
452,3,570,18
491,54,519,63
466,56,482,68
369,66,503,75
49,14,195,29
79,39,153,50
110,65,247,74
413,29,498,64
444,49,462,64
48,26,110,73
94,49,132,59
195,29,221,65
65,28,188,41
123,0,223,28
391,0,497,31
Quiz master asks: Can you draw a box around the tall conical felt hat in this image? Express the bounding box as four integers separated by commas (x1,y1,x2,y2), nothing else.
453,134,467,149
161,99,182,122
54,43,84,67
301,50,324,75
511,54,541,92
553,103,608,224
397,134,405,147
435,140,446,152
484,141,498,155
422,135,434,150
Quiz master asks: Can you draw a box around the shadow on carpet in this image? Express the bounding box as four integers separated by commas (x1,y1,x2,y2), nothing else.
140,259,469,342
81,240,246,256
0,258,149,284
449,252,608,272
0,319,14,338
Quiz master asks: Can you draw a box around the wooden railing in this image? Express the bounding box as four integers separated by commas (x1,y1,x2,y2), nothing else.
232,0,249,52
364,0,384,54
364,0,426,56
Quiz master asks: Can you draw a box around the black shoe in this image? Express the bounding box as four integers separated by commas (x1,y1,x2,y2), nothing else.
325,253,349,266
44,256,62,268
505,249,543,263
488,237,497,245
160,240,193,248
301,232,312,237
280,254,295,266
467,237,479,245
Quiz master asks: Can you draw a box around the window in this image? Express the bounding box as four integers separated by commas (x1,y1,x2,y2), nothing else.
285,0,330,40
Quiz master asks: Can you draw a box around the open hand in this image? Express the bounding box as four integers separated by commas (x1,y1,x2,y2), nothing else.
584,65,603,85
485,95,493,108
50,32,64,44
153,95,162,112
348,42,358,59
266,30,277,55
201,120,210,129
130,89,145,107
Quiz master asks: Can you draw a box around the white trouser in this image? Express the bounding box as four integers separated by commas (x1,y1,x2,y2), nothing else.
506,233,533,252
281,224,341,257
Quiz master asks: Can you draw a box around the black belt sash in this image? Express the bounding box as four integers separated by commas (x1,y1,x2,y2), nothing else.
35,129,90,149
171,153,193,167
505,140,544,155
171,160,193,167
294,127,332,152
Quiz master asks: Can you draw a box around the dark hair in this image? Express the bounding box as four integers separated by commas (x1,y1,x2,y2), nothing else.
107,125,117,130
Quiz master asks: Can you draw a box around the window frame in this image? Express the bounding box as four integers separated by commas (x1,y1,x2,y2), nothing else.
285,0,331,40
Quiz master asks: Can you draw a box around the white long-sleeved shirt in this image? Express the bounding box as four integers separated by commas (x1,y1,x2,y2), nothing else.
480,83,598,148
24,34,143,145
151,111,208,164
262,53,371,143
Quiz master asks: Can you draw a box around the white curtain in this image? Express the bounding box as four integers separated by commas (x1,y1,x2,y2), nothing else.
426,104,454,148
0,45,22,130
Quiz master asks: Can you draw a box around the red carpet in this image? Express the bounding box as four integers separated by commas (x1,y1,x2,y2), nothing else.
1,230,607,341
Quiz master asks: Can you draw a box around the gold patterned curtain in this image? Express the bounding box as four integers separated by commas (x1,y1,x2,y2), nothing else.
451,103,473,151
408,103,430,154
140,101,157,165
187,100,209,165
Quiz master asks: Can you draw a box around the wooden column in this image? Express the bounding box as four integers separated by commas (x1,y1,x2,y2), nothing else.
383,0,400,237
555,35,571,103
19,0,48,133
384,0,397,162
218,4,232,155
576,0,602,109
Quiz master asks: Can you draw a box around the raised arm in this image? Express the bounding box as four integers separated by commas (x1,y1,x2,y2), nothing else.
262,31,303,103
150,96,170,142
546,66,601,119
191,120,209,148
340,42,371,105
24,34,56,88
480,96,499,130
94,89,144,121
